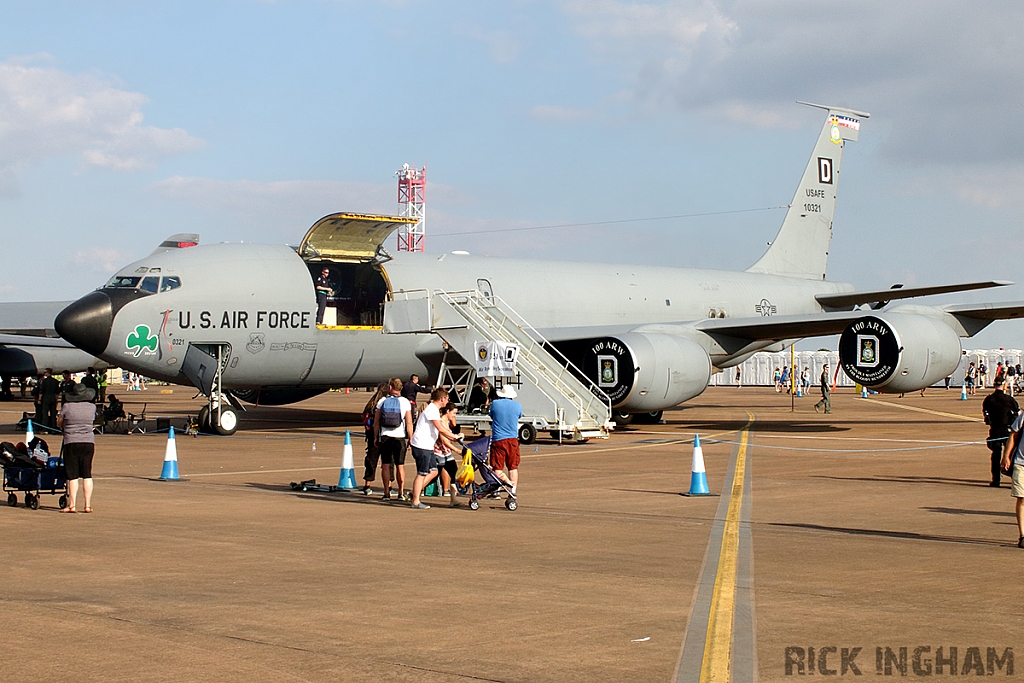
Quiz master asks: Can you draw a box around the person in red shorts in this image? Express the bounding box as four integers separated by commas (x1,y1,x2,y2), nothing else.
488,385,523,496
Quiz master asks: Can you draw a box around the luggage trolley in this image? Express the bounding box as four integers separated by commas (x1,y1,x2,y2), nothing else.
1,441,67,510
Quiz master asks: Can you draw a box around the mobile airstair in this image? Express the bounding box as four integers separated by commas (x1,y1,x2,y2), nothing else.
384,289,613,442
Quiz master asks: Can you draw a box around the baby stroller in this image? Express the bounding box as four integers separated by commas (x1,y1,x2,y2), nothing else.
1,440,67,510
462,435,518,511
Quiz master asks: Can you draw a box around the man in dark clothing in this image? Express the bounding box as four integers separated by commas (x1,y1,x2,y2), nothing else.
468,377,495,412
35,368,61,429
983,377,1019,487
59,370,75,397
401,374,429,403
814,364,832,414
401,374,429,419
315,267,333,325
82,367,99,402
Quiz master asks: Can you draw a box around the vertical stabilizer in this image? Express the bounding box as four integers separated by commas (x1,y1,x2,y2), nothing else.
747,103,869,280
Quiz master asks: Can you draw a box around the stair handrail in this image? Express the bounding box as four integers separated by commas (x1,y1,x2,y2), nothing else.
435,290,612,422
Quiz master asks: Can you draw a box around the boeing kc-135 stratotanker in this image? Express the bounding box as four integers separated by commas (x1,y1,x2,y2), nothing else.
45,103,1024,436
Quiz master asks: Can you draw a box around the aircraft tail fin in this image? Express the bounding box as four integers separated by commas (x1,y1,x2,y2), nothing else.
746,102,869,280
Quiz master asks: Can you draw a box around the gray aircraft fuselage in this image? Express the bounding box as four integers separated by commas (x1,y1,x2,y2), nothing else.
55,241,851,394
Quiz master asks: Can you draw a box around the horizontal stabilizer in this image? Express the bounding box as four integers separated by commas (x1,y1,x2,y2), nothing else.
816,280,1012,310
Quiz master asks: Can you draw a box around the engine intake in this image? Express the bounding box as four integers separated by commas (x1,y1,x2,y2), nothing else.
575,333,712,412
839,313,961,393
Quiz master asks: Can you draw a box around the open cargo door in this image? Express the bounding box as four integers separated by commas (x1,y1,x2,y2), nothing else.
298,213,417,263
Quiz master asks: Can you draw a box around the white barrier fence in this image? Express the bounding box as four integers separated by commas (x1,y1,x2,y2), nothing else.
708,349,1023,388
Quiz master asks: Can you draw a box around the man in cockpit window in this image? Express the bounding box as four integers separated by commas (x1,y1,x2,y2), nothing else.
315,267,333,325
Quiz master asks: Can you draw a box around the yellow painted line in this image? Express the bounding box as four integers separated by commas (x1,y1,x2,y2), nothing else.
867,398,983,422
700,418,751,683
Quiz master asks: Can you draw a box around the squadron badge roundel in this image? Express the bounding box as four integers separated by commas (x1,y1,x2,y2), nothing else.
830,118,842,144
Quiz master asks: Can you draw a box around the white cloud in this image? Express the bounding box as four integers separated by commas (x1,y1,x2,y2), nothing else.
558,1,1024,165
0,55,204,191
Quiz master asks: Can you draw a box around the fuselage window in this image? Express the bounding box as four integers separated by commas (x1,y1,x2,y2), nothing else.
107,275,141,288
140,276,160,294
160,276,181,292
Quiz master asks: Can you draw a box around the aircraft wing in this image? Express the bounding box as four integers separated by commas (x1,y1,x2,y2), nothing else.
0,333,79,348
694,311,865,343
941,301,1024,337
0,301,74,337
815,280,1011,310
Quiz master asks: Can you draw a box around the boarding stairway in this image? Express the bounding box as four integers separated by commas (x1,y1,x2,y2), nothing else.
384,289,613,440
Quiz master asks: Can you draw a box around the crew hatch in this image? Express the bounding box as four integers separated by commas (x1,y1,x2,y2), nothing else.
297,212,417,329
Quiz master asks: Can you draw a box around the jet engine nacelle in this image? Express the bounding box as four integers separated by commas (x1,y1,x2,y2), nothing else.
581,333,712,412
838,313,962,393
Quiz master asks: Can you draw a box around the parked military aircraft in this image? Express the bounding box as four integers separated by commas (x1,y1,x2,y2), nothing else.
0,235,200,389
47,103,1024,434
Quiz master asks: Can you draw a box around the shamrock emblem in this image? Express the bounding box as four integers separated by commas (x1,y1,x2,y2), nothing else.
126,324,158,357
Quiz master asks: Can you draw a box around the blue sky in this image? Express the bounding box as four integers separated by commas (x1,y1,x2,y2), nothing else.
2,0,1023,348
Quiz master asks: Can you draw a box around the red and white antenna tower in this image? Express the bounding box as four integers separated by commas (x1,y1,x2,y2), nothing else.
396,163,426,252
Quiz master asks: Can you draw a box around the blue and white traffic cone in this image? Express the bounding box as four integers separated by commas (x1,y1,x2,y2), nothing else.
25,418,34,445
337,430,358,490
686,434,711,496
961,383,968,401
159,427,180,480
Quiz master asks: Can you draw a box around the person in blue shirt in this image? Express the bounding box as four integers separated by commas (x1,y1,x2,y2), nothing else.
488,385,523,495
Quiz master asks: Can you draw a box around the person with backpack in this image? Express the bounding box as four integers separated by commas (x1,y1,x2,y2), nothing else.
361,381,389,495
374,378,414,502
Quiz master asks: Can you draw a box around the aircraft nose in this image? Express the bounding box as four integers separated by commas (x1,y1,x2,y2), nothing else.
54,291,114,357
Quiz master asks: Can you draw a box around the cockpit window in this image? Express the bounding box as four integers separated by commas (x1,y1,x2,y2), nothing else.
107,275,141,289
160,276,181,292
140,276,160,294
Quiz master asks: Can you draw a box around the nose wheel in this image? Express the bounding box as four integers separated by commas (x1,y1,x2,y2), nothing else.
198,405,238,435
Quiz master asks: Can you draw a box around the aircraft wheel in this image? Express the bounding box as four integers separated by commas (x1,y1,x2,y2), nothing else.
213,407,238,436
613,411,634,425
7,492,17,507
517,423,537,445
197,406,211,433
468,499,480,511
505,498,518,511
637,410,663,424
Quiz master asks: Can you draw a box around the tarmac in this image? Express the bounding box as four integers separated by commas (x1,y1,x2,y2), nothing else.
0,385,1020,682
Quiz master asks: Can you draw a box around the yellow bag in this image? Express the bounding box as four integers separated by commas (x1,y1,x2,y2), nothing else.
455,448,475,486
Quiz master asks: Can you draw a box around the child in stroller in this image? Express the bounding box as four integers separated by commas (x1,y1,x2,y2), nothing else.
461,436,518,511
